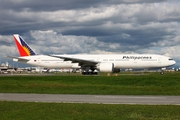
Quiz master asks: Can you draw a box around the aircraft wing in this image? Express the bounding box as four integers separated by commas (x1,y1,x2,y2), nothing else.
7,56,30,62
50,55,98,67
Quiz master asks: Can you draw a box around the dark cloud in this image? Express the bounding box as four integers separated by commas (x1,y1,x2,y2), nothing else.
1,1,179,36
61,22,176,47
0,0,167,12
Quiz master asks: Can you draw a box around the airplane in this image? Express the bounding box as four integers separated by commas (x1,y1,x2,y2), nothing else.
9,34,176,75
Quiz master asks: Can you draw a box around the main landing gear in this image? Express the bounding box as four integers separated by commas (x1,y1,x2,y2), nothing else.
82,71,98,75
81,69,98,75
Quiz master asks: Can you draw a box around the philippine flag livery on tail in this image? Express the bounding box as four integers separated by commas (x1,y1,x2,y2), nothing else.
13,34,36,56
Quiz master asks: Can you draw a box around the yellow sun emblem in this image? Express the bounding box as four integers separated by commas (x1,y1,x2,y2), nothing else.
23,46,30,56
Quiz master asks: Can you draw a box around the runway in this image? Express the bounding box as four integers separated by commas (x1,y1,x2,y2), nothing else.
1,93,180,105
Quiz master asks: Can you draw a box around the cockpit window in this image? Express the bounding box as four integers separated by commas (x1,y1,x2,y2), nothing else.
169,59,174,61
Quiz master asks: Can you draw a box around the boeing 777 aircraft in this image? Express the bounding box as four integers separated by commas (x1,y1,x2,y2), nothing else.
9,34,176,75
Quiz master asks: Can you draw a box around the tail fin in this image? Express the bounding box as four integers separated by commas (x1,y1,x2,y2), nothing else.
13,34,36,56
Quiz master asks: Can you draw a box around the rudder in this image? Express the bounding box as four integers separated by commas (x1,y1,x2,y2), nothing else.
13,34,36,56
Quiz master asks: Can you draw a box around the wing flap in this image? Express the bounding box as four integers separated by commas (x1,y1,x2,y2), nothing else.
50,55,98,67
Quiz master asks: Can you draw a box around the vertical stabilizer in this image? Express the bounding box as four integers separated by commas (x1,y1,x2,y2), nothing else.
13,34,36,56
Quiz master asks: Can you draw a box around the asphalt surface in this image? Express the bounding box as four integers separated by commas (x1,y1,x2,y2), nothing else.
1,93,180,105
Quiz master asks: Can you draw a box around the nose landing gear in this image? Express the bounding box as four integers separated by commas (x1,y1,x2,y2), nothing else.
160,68,166,75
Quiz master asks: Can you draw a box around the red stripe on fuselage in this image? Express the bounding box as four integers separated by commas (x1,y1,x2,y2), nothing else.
14,36,29,56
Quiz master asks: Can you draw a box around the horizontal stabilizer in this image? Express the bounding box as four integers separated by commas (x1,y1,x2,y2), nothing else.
7,56,30,63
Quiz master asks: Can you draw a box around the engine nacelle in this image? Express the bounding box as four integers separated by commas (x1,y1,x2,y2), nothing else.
97,63,114,72
72,63,81,69
113,68,120,73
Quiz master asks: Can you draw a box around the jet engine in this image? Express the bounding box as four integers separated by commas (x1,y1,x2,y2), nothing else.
97,63,114,72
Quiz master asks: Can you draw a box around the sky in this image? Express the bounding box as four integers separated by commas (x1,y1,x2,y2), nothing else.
0,0,180,67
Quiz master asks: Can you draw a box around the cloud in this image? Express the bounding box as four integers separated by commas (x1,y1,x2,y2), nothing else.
0,0,180,67
29,30,122,54
0,0,168,12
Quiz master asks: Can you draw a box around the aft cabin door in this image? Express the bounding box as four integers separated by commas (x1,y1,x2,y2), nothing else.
37,57,41,64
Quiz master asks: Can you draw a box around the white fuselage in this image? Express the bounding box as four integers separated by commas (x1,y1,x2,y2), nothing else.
16,54,176,69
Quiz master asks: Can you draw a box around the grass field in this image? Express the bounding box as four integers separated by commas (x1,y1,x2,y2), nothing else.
1,101,180,120
1,72,180,119
0,72,180,95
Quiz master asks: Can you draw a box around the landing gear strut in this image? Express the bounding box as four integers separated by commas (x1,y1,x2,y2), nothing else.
160,71,164,75
160,68,166,75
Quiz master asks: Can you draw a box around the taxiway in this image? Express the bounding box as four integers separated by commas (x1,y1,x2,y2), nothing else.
0,93,180,105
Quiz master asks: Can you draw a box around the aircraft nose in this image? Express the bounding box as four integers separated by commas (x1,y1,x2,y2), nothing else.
171,60,176,66
173,60,176,65
169,58,176,66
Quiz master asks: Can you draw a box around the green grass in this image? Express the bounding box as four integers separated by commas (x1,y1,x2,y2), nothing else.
1,72,180,119
0,101,180,120
0,72,180,95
